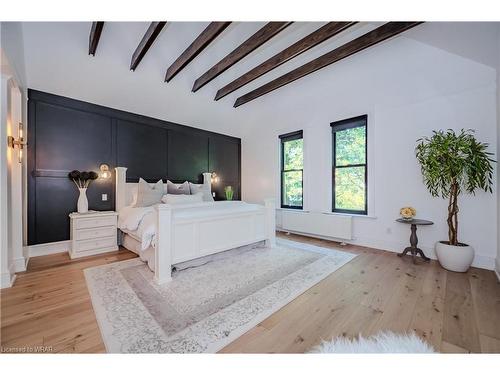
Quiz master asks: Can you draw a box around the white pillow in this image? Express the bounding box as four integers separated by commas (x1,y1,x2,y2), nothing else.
167,180,190,195
189,182,214,202
162,192,204,205
131,191,138,206
134,178,164,207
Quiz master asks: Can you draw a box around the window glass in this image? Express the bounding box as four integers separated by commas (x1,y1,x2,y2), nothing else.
282,170,303,207
335,126,366,166
331,116,367,214
334,166,366,212
280,132,303,209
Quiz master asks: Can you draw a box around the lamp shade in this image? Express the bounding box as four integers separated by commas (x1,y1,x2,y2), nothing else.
99,164,111,179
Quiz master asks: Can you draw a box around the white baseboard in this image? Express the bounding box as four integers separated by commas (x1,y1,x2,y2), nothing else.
26,240,71,258
1,243,67,289
495,258,500,282
471,254,497,271
0,259,22,288
349,235,496,271
278,229,496,271
277,228,349,243
0,271,16,289
12,256,27,272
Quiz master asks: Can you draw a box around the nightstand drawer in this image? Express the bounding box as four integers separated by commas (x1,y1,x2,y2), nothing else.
75,216,117,229
74,236,117,253
75,226,116,241
69,211,118,259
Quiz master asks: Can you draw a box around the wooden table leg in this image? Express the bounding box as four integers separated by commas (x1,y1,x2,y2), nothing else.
410,224,418,247
398,247,411,257
416,247,431,262
398,224,430,263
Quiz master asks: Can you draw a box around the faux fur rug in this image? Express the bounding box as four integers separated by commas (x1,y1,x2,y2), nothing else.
310,331,436,353
84,239,356,353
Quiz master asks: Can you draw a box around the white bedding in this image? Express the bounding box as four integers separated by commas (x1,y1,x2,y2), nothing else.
122,234,156,270
118,201,262,254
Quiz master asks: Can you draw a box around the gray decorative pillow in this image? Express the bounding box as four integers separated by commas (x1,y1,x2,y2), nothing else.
189,182,214,202
167,180,190,195
134,178,164,207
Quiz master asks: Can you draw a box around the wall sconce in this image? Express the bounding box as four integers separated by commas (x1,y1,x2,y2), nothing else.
211,172,220,184
99,164,111,179
7,122,27,163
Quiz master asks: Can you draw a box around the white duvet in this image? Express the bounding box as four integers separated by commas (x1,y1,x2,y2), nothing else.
118,201,262,254
118,204,157,251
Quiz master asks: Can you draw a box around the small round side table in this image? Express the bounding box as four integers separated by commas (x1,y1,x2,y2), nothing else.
396,218,433,264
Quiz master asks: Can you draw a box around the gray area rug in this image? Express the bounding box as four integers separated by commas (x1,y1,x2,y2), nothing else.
84,238,356,353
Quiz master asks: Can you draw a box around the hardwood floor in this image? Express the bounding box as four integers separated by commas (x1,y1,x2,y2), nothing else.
1,233,499,353
0,250,137,353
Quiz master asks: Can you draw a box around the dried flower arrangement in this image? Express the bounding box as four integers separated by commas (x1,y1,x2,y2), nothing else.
399,206,416,220
68,170,99,189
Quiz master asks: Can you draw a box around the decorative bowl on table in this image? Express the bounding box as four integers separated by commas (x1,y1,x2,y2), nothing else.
399,206,416,221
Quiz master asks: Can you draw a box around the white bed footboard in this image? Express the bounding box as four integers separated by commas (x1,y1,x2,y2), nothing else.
155,204,173,284
154,198,276,284
264,198,276,248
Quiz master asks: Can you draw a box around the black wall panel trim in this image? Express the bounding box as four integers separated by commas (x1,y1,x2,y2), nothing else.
116,119,169,182
168,131,209,183
209,136,241,200
28,89,241,245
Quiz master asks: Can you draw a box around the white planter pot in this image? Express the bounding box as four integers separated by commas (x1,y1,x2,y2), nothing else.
77,187,88,213
435,241,474,272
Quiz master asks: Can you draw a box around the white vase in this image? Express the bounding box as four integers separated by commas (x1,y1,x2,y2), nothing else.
77,187,88,213
435,241,474,272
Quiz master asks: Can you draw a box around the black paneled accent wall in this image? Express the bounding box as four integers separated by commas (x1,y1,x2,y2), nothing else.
28,90,241,245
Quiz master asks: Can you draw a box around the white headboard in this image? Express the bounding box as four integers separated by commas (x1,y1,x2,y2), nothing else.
115,167,212,212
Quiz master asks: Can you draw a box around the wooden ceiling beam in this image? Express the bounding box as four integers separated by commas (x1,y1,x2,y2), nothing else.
165,22,231,82
88,22,105,56
192,22,292,92
234,22,423,107
215,22,357,101
130,22,167,71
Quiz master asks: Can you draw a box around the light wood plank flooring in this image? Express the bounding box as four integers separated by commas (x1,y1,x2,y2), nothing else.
1,233,499,353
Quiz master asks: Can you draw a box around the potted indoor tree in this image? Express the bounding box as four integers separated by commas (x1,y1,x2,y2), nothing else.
415,129,495,272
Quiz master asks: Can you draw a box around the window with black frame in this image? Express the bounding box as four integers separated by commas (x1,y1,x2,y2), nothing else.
331,115,367,215
280,130,303,209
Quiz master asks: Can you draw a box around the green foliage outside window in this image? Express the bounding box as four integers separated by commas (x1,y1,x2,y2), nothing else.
335,126,366,166
335,166,366,211
334,124,367,213
283,139,303,170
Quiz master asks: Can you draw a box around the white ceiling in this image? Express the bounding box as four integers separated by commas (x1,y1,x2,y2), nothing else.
19,22,500,138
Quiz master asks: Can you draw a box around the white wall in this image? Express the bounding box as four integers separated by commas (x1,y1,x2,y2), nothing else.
0,74,26,288
0,74,13,287
1,21,28,253
1,23,26,88
241,29,498,270
1,23,28,288
497,25,500,278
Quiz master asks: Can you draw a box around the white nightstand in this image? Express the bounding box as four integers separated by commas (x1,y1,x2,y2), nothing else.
69,211,118,259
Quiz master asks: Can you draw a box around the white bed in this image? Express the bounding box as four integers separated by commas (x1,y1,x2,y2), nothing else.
115,167,276,284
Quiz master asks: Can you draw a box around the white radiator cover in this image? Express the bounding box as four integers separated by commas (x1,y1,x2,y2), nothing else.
278,210,352,240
